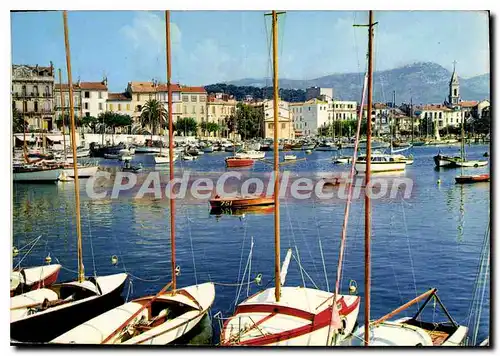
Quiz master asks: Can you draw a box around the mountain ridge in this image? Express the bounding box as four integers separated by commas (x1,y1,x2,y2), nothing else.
216,62,489,104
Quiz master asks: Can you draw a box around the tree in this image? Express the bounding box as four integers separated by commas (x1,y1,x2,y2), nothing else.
175,117,197,136
235,103,263,139
98,112,132,134
80,115,98,133
56,113,81,130
140,99,167,140
12,107,27,133
207,122,220,136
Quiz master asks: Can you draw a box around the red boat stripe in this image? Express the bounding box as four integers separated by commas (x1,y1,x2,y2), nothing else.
222,296,360,346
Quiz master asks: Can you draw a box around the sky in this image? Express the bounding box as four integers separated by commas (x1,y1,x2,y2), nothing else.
10,10,490,92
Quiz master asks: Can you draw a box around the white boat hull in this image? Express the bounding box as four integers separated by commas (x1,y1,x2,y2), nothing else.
235,151,265,160
355,162,406,173
154,154,178,164
135,147,162,154
455,160,488,168
221,286,360,346
51,282,215,345
63,165,99,178
13,168,61,182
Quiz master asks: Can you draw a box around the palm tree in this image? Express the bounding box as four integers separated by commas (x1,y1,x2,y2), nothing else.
140,99,167,141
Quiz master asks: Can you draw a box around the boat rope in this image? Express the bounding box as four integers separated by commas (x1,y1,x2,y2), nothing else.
14,235,43,269
125,278,133,302
294,245,306,287
400,199,420,309
318,237,329,292
15,234,43,253
182,204,199,285
233,228,249,311
473,246,489,346
85,203,98,278
234,236,254,308
291,252,319,290
214,274,262,287
385,210,406,311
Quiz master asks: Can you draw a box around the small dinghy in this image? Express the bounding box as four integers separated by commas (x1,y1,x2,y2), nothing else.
121,161,142,173
11,264,62,297
283,154,297,161
51,282,215,345
455,173,490,184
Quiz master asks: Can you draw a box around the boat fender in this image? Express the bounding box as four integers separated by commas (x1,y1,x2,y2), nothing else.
349,279,357,295
254,273,262,286
13,246,19,257
45,254,52,264
175,265,181,276
437,179,441,185
111,255,118,265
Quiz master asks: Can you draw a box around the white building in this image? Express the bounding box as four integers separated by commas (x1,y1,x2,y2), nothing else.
330,100,357,121
290,99,329,137
81,80,108,118
260,99,294,139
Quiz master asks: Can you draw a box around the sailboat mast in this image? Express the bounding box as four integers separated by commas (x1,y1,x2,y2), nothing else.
165,10,176,290
272,10,281,302
410,97,413,143
364,9,375,346
63,10,84,283
58,68,67,160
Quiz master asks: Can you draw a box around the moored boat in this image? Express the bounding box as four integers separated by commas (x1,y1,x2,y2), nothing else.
235,150,265,160
355,153,406,173
11,264,62,297
225,157,254,168
455,173,490,184
209,194,274,209
13,165,61,183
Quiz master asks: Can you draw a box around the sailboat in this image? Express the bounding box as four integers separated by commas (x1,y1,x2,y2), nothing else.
219,11,360,346
51,11,215,345
341,11,468,347
11,264,62,297
10,12,128,344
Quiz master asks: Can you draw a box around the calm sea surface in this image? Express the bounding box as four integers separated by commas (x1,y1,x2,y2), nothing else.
12,144,490,344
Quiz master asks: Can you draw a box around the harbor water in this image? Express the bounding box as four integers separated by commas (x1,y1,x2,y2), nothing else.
12,144,490,344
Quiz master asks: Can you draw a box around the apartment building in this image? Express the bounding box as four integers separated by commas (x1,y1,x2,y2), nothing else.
54,82,82,126
260,99,294,139
206,93,237,137
12,63,55,131
180,86,208,126
81,80,108,118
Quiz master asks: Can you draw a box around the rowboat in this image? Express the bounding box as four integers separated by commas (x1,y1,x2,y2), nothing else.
11,264,62,297
284,154,297,161
455,174,490,184
234,150,266,160
51,282,215,345
209,194,274,209
225,157,254,168
154,153,178,164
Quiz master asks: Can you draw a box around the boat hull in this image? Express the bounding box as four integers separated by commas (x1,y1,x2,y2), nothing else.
63,165,99,178
209,196,274,209
225,158,254,168
355,162,406,173
220,287,360,346
13,167,61,183
10,273,128,343
455,174,490,184
11,264,62,297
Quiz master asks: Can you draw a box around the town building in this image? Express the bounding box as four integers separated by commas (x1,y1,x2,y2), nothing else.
206,93,237,137
81,80,108,118
106,93,133,116
448,63,460,106
474,100,490,119
180,86,208,129
330,100,358,121
54,82,82,127
305,87,334,101
260,99,294,140
12,63,55,131
360,103,391,134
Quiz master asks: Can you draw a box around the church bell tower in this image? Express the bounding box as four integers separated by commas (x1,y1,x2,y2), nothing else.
448,61,460,105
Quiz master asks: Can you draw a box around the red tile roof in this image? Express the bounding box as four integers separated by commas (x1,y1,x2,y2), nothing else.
421,104,445,110
129,81,181,93
107,92,131,101
460,100,478,108
181,86,207,93
54,83,80,90
80,81,107,91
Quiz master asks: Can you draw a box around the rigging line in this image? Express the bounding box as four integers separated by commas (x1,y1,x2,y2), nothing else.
352,11,364,87
291,251,319,290
387,207,406,311
234,237,254,310
182,203,198,285
472,243,490,346
295,245,306,287
400,199,419,310
85,202,97,277
234,224,249,308
14,235,43,269
247,236,253,297
318,237,329,292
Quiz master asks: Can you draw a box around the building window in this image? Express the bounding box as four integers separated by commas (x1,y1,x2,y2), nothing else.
212,106,215,114
109,104,114,111
12,101,15,110
85,91,90,99
33,85,39,97
439,112,442,119
84,102,89,110
23,101,27,112
183,106,187,114
182,95,189,102
192,106,196,114
281,123,285,129
200,96,206,102
268,123,273,129
45,86,50,96
136,105,142,112
99,102,103,110
191,95,197,102
454,89,457,96
126,104,130,111
98,92,102,99
22,85,27,96
33,101,38,112
118,104,121,111
201,106,204,114
44,101,50,111
308,107,311,111
136,94,140,101
86,112,90,117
